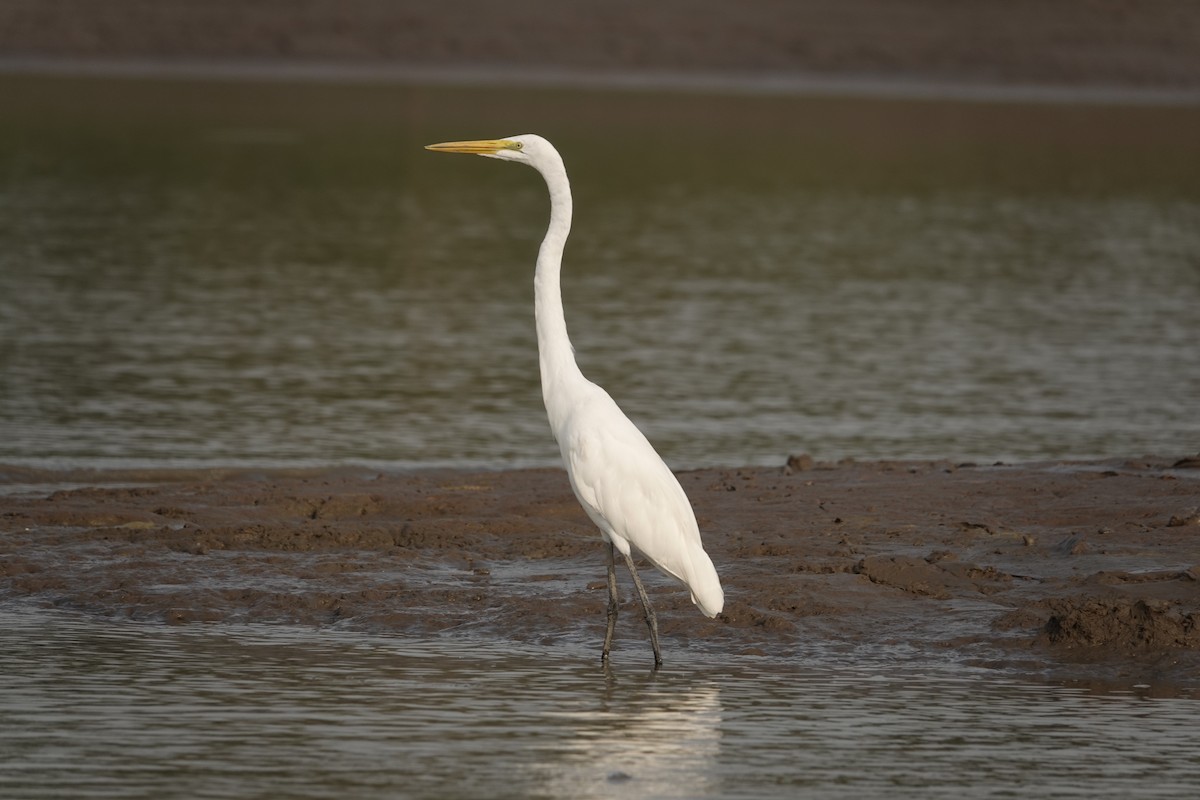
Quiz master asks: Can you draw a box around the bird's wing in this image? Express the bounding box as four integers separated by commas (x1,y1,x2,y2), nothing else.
559,386,708,588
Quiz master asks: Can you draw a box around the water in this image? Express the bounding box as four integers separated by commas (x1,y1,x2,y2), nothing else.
2,74,1199,470
4,75,1198,799
0,606,1195,799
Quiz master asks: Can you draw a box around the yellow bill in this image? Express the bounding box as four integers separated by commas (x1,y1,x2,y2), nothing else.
425,139,521,155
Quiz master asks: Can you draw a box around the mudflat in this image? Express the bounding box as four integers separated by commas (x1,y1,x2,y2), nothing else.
2,457,1197,691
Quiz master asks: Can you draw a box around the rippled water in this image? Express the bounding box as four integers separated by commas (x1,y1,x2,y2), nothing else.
1,75,1199,470
4,76,1198,799
1,606,1197,799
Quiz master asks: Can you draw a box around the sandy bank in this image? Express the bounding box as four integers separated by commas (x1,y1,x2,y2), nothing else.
2,457,1197,691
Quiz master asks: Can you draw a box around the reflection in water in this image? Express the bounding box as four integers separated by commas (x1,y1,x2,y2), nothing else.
2,607,1198,800
535,678,722,799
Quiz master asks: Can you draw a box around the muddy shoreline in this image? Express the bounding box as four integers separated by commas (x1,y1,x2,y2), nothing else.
2,457,1197,692
3,1,1199,91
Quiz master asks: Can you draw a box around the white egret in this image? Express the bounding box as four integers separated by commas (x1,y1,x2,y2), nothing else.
426,135,723,666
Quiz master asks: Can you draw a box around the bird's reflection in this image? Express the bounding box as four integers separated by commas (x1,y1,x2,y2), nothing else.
532,669,724,799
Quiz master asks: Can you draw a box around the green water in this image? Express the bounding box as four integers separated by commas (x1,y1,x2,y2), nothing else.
2,74,1198,468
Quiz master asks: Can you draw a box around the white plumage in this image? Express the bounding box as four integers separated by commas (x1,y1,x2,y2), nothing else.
426,134,723,665
558,386,724,618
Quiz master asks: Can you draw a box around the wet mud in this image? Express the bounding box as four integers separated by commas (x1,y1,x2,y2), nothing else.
2,457,1197,689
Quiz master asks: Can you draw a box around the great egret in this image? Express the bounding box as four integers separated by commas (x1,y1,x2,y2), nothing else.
426,134,723,667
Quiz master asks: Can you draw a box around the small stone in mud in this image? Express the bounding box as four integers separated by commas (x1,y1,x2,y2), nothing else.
1055,536,1088,555
1166,509,1199,527
607,771,634,783
784,453,814,473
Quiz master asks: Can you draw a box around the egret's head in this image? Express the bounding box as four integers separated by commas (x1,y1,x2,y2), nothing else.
425,134,552,167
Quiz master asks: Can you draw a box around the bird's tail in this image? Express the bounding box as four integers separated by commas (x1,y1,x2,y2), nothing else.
686,544,724,618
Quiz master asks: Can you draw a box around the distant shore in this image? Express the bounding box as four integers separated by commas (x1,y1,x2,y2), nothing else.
2,0,1199,95
3,457,1198,692
4,56,1199,107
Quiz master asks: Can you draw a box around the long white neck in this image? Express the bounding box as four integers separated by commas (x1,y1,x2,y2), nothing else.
532,155,586,419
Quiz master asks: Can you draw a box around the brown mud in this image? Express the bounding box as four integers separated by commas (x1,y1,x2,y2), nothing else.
2,0,1198,90
2,457,1197,691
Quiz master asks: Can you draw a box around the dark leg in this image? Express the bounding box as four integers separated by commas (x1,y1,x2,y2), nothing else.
620,549,663,668
602,541,619,664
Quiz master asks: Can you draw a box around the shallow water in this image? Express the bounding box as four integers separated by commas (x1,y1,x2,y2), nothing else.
1,75,1199,470
1,606,1197,799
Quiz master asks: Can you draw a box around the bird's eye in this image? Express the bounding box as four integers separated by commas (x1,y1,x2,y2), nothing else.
513,142,524,150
